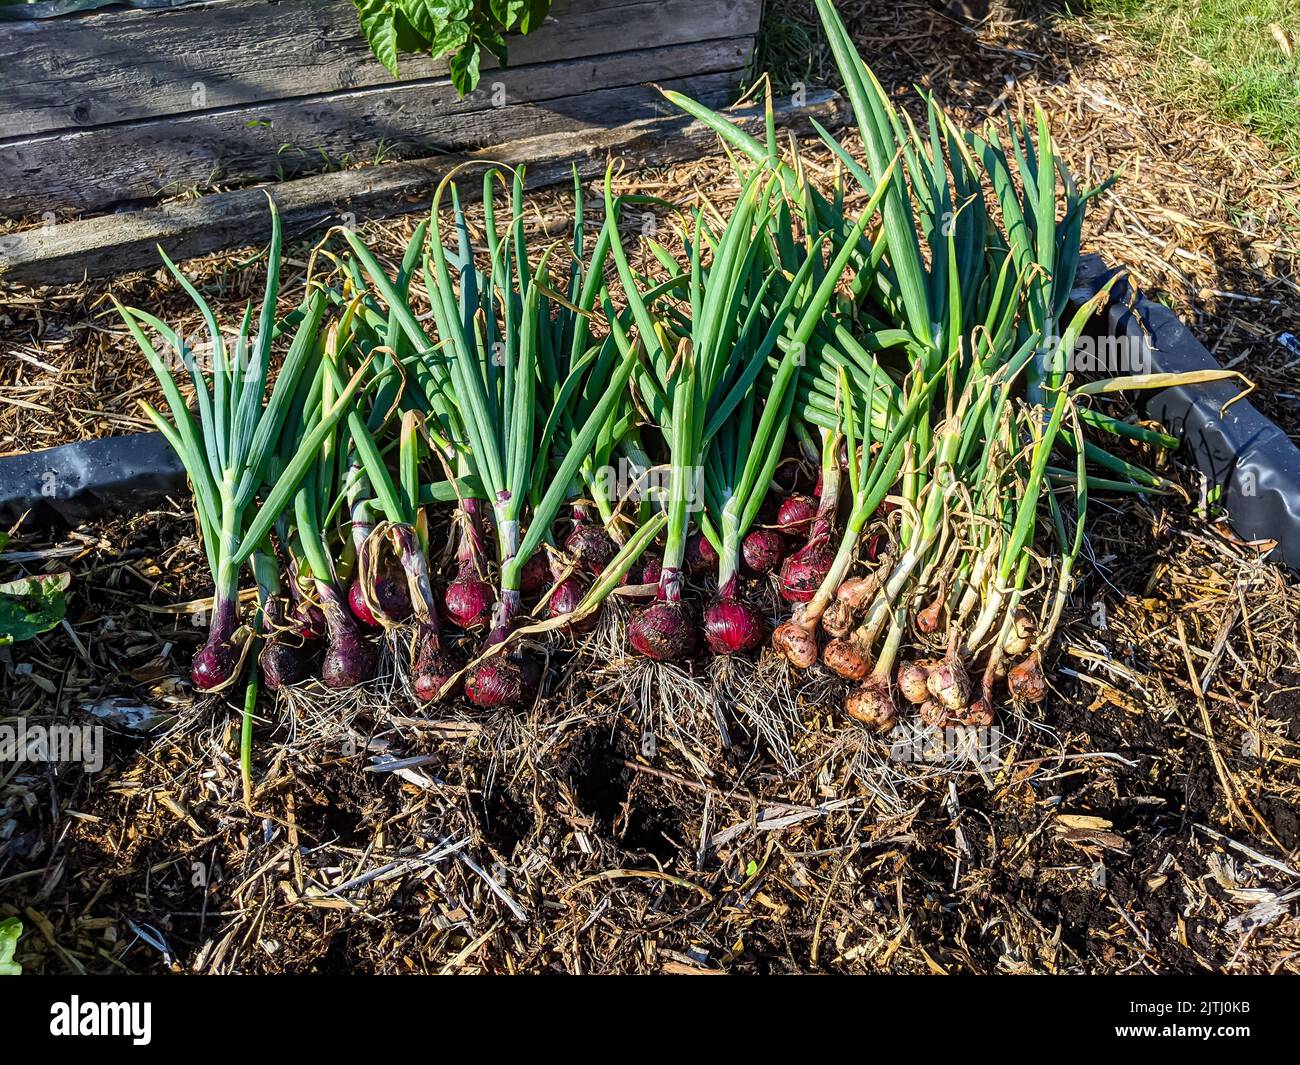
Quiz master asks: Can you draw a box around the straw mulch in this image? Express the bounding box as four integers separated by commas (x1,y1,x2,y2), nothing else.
2,0,1299,974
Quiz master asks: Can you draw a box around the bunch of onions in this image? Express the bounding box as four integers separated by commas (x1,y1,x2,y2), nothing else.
605,155,881,661
120,200,371,693
270,309,422,691
120,29,1246,747
351,166,644,707
777,427,844,605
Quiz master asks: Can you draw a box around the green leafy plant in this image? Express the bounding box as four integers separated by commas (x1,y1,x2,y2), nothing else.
352,0,553,96
0,918,21,976
0,532,69,647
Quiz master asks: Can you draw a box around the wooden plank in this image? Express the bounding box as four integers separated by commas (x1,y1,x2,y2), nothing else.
0,90,845,286
0,0,763,137
0,53,747,217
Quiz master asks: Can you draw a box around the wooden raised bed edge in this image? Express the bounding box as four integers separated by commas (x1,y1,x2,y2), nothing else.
0,0,763,217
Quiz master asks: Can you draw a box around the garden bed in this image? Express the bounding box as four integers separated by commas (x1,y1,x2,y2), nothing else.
4,151,1300,975
3,0,1300,977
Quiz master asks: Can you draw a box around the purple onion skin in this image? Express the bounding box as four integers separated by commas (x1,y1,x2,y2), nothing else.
519,551,550,596
322,629,377,689
348,579,379,628
320,589,378,689
442,571,494,631
548,575,586,617
684,532,718,576
623,554,663,587
565,522,618,576
741,528,788,575
704,597,767,655
257,601,317,691
349,573,410,628
465,653,542,708
628,600,698,660
192,640,243,691
779,537,834,603
463,608,540,708
191,599,242,691
294,602,328,640
547,574,598,634
776,494,818,536
259,637,317,691
412,621,465,703
443,501,493,629
375,574,412,620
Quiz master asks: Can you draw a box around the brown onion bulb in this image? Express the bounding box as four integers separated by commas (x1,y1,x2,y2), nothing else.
836,575,879,610
918,699,947,728
961,697,995,727
821,598,855,638
1007,652,1047,703
845,678,898,732
822,637,871,680
772,620,818,669
916,590,945,635
926,654,971,711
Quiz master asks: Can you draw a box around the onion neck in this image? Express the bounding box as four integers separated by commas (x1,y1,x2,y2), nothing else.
656,565,685,605
717,508,741,591
391,523,439,627
456,498,488,570
485,589,523,646
207,592,240,647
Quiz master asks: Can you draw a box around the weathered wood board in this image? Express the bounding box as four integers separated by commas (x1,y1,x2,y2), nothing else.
0,91,846,286
0,0,759,136
1,60,745,217
0,0,762,219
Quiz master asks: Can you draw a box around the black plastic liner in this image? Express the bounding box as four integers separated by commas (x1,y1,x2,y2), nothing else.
0,431,185,528
1071,253,1300,570
3,254,1299,570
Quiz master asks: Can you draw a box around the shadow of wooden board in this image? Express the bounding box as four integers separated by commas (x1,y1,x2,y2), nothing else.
0,0,762,218
0,90,846,286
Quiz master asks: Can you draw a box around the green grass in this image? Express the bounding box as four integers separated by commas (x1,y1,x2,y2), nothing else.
1076,0,1300,168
